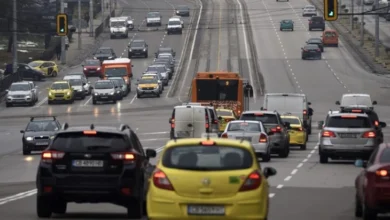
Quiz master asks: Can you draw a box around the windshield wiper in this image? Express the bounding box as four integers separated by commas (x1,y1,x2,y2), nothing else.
87,146,111,150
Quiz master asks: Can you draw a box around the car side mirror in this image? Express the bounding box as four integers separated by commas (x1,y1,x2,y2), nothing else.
373,100,378,105
146,149,157,158
380,121,387,128
82,83,86,86
218,116,222,120
335,101,340,105
90,86,93,89
301,47,304,50
354,159,367,168
318,121,324,129
173,52,176,56
263,167,277,178
20,130,24,133
308,102,311,105
132,65,134,67
5,89,8,93
169,118,172,123
284,122,291,129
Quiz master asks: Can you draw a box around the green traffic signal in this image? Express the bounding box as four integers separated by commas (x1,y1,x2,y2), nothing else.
329,11,334,17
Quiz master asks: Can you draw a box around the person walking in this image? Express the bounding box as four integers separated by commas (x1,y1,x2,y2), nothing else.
85,12,90,28
55,44,61,60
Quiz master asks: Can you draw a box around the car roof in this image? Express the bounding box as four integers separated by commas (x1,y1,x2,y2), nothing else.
328,113,368,118
132,39,145,42
242,110,277,114
281,115,300,119
96,80,112,83
229,120,261,124
56,125,128,135
265,93,305,97
107,77,124,79
342,93,370,97
64,75,82,79
169,17,181,21
53,81,69,84
159,53,172,56
149,64,165,67
163,138,253,150
12,81,30,85
174,105,206,109
216,108,233,112
30,60,45,63
98,47,111,49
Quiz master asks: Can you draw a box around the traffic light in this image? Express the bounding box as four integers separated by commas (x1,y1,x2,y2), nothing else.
324,0,338,21
56,13,68,36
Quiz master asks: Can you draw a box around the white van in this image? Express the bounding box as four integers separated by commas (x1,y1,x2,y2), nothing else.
167,17,183,35
109,17,129,38
169,105,210,139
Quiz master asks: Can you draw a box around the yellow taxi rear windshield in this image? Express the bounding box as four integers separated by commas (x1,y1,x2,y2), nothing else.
281,117,300,125
139,78,157,84
51,83,69,90
161,146,253,171
217,110,234,117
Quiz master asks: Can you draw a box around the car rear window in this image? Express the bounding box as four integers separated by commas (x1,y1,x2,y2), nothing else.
311,17,324,22
379,148,390,163
162,146,253,171
51,132,129,152
216,110,233,117
281,117,300,125
327,116,371,128
174,107,206,121
240,113,278,124
227,122,261,132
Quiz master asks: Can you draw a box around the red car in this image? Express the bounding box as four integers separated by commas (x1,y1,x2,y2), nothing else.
82,59,102,77
355,143,390,220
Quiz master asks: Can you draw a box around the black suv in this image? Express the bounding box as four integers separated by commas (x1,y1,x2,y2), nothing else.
21,116,61,155
339,106,386,144
306,37,324,52
93,47,117,63
36,123,157,219
128,39,148,58
308,16,325,31
239,111,291,158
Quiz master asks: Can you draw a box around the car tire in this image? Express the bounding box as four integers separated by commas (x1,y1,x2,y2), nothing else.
291,28,293,31
48,100,52,105
302,56,305,60
300,144,307,150
113,99,117,104
29,101,34,106
278,145,289,158
81,94,86,100
262,153,271,162
355,194,363,217
52,71,57,77
34,75,40,81
157,93,160,98
52,201,67,214
128,54,132,58
280,28,282,31
92,100,97,105
6,103,11,107
335,44,338,47
23,149,31,155
319,153,328,163
145,53,148,58
363,203,377,220
36,195,52,218
309,28,312,31
127,197,143,219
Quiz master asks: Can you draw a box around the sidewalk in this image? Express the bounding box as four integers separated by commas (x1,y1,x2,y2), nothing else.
54,8,117,70
340,0,390,48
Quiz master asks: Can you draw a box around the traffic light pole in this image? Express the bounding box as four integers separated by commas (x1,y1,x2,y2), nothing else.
60,0,66,64
351,0,354,29
360,1,364,46
78,0,82,50
374,0,379,57
12,0,18,78
89,0,94,37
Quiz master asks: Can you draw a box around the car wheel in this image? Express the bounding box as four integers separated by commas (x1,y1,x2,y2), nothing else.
262,153,271,162
52,71,57,77
291,28,294,31
300,144,306,150
363,203,377,220
309,28,312,31
137,94,141,98
34,75,40,81
6,103,11,107
48,100,52,105
145,52,148,58
127,197,143,219
113,99,117,104
157,93,160,98
302,56,305,60
335,44,338,47
319,153,328,163
23,149,31,155
128,54,132,58
36,195,52,218
280,28,282,31
355,194,363,217
278,145,289,158
52,201,67,214
92,100,97,105
82,94,86,100
29,101,34,106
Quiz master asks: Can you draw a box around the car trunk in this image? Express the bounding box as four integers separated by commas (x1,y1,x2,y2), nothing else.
225,131,261,144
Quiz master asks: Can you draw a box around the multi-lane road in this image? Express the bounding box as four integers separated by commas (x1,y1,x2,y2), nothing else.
2,0,390,219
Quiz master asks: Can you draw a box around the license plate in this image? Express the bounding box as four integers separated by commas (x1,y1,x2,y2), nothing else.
72,160,104,167
187,205,225,215
236,137,252,141
100,96,107,99
36,142,49,145
339,133,357,138
176,131,190,137
89,70,96,73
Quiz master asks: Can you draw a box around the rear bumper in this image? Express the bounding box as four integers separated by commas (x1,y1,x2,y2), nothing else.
147,186,268,219
252,143,269,154
319,145,375,159
93,95,116,101
83,70,102,77
289,132,306,145
309,24,325,29
23,141,49,151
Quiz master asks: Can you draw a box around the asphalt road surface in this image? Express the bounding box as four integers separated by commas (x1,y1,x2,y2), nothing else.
2,0,390,219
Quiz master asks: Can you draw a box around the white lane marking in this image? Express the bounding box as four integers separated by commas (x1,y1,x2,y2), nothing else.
129,94,137,104
236,0,256,101
35,97,48,107
83,96,92,105
284,176,292,181
291,169,298,175
176,0,203,101
276,184,283,189
138,131,169,135
0,189,37,206
269,193,275,198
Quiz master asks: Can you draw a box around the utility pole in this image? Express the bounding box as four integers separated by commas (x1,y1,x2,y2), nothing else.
109,0,112,15
101,0,104,25
360,2,364,46
351,0,354,29
374,0,379,57
60,0,66,64
89,0,94,37
78,0,82,50
12,0,18,78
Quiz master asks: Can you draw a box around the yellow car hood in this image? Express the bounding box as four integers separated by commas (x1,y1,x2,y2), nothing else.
138,84,157,88
50,89,71,93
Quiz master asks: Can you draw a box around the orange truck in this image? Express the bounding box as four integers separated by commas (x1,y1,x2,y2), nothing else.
191,72,252,116
101,58,133,87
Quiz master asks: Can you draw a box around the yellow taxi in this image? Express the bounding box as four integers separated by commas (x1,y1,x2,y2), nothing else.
147,138,277,220
28,60,59,77
136,77,160,98
47,81,74,104
281,115,307,150
216,108,237,133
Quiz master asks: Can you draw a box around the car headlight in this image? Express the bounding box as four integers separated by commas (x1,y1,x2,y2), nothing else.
66,91,71,95
110,92,114,95
26,137,33,141
93,57,97,59
116,90,120,93
154,86,158,89
26,95,31,98
83,68,87,70
97,67,101,70
143,48,146,51
50,136,55,140
129,49,132,52
94,93,98,96
108,56,113,59
176,10,180,13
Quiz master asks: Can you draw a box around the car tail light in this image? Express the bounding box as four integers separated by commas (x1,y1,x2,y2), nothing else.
259,133,267,143
303,49,308,52
352,109,362,113
111,152,135,164
212,119,218,124
224,118,233,123
41,150,65,163
316,49,321,52
271,126,282,133
375,169,390,182
221,133,228,138
362,131,376,138
205,115,210,130
239,171,262,191
170,118,175,128
153,169,174,191
321,130,336,137
309,21,312,24
303,110,307,115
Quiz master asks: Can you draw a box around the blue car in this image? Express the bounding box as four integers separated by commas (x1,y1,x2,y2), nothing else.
280,19,294,31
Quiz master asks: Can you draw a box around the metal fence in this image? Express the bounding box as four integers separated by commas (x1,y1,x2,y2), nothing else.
95,10,115,39
0,72,21,100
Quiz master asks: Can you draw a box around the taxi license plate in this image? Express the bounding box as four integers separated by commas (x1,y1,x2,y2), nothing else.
187,205,225,215
72,160,104,167
36,142,49,146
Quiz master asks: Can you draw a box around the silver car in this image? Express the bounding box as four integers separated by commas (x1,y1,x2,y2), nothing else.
6,81,38,107
145,65,169,86
221,120,271,162
108,77,129,96
64,73,92,95
318,113,385,164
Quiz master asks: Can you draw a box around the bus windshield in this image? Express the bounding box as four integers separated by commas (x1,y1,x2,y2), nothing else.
105,67,127,77
196,79,238,101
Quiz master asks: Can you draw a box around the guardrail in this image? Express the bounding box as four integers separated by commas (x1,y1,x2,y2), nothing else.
95,10,115,39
